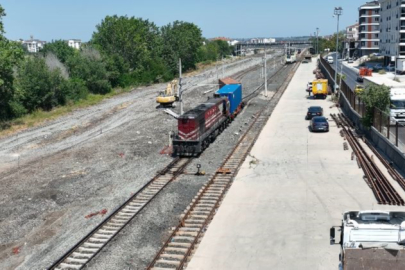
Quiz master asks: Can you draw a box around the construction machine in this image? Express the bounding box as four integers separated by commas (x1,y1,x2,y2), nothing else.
156,79,179,107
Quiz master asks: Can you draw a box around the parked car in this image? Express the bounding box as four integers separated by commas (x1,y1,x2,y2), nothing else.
327,56,334,64
356,75,364,83
306,106,323,120
348,58,353,63
372,63,384,72
310,116,329,132
385,63,395,72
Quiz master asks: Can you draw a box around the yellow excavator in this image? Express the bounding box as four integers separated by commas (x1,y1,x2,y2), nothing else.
156,79,179,107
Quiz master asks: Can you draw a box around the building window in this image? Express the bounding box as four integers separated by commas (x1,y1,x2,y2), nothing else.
374,42,379,46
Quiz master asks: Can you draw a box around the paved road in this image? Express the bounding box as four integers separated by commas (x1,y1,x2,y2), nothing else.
328,52,361,89
187,58,403,270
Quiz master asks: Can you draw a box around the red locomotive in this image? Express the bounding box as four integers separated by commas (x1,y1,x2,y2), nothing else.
173,82,243,156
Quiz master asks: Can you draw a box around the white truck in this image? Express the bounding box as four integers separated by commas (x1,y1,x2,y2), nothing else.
397,59,405,74
390,88,405,124
330,210,405,270
363,77,405,125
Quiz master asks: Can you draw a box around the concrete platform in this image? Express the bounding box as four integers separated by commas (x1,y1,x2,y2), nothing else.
186,60,405,270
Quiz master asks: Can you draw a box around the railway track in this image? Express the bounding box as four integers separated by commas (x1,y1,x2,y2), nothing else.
47,53,296,270
147,60,301,270
331,113,405,206
48,157,192,270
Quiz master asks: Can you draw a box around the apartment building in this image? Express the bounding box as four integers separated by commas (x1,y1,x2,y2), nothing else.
345,23,359,58
67,39,81,49
21,36,46,53
379,0,405,64
358,1,381,56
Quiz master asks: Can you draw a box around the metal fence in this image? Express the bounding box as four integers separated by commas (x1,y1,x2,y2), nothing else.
339,79,366,118
373,107,405,152
319,56,404,153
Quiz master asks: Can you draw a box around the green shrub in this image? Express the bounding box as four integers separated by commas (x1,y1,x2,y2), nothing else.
63,78,89,101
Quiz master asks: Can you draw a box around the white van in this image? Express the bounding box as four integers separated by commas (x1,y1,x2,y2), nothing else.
327,56,334,64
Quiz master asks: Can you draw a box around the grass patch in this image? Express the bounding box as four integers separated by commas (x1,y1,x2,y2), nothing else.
0,86,134,138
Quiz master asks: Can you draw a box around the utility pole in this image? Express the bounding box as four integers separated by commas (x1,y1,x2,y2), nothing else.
316,27,319,54
334,7,343,93
178,58,183,116
222,56,225,78
264,51,268,97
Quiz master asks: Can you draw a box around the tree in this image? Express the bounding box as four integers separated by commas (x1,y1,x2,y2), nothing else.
161,21,203,74
41,40,75,63
0,5,25,120
358,84,391,127
66,51,111,94
17,56,67,112
310,31,345,54
92,15,162,73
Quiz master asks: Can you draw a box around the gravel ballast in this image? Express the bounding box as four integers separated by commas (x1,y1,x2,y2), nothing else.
0,51,292,270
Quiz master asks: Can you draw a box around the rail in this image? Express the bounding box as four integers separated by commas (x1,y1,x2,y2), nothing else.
48,157,192,270
47,51,293,270
331,113,404,206
147,59,301,270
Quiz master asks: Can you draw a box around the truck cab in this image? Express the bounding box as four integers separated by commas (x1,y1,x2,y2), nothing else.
330,211,405,270
390,88,405,125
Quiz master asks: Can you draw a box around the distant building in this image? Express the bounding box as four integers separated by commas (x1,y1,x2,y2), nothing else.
22,36,46,53
250,38,276,44
345,23,359,58
378,0,405,65
211,37,240,46
358,1,380,57
67,39,81,49
229,40,239,46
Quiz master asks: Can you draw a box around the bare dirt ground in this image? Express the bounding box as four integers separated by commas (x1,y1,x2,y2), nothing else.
0,51,289,270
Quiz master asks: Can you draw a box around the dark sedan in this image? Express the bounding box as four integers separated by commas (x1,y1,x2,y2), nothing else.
310,116,329,132
306,106,323,120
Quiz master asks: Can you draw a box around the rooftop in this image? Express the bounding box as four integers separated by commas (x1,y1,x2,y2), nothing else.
359,1,380,8
180,98,224,119
364,73,405,88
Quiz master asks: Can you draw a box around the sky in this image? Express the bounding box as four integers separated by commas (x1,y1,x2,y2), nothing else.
1,0,371,42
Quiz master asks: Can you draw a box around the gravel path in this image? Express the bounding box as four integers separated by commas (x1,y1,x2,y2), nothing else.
0,51,287,270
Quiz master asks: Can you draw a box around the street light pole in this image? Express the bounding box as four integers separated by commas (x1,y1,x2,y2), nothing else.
264,51,268,97
334,7,343,93
316,27,319,54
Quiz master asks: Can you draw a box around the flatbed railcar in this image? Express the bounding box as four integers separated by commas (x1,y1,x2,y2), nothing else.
173,83,243,156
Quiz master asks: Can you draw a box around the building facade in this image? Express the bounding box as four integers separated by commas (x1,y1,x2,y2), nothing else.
358,1,380,56
379,0,405,64
22,37,46,53
250,38,276,44
345,23,359,58
67,39,81,49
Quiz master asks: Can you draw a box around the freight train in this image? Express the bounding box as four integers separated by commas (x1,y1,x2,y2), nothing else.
172,80,243,156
